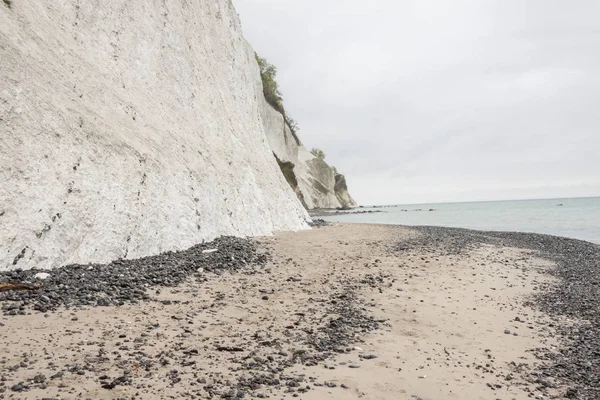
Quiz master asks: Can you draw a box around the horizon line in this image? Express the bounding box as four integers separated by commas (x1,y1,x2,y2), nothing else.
363,195,600,207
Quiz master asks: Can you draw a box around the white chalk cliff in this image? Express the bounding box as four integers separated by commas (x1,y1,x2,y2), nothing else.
260,100,357,209
0,0,313,271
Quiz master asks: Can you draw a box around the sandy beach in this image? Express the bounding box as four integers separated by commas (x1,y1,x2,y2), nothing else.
0,223,597,399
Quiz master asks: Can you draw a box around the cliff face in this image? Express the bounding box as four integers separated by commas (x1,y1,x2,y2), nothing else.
334,173,356,209
260,100,357,209
0,0,310,271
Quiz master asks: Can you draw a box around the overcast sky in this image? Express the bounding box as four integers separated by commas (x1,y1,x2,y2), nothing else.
234,0,600,205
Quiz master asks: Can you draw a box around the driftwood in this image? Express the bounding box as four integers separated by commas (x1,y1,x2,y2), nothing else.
0,282,40,292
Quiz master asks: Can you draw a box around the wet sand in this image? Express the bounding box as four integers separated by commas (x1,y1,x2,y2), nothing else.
0,223,591,399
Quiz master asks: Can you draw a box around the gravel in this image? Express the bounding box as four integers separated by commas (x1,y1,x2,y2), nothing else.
0,235,381,398
3,225,597,398
0,236,268,315
394,225,600,399
307,286,381,355
307,219,329,228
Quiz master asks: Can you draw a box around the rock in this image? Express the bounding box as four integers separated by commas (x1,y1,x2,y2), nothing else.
10,384,23,392
565,388,577,398
34,273,50,280
504,329,511,335
360,354,377,360
308,219,329,228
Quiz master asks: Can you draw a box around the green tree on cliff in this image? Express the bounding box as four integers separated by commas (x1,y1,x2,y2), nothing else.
255,53,284,114
255,53,300,137
310,148,326,160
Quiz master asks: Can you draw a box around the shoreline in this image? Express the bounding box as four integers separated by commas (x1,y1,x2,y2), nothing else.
309,209,387,217
318,218,600,246
0,223,598,399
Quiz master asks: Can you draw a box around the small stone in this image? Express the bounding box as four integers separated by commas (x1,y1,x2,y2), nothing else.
10,384,23,392
504,329,511,335
261,295,269,301
34,272,51,280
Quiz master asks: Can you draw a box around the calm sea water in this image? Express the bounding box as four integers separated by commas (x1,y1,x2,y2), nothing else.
321,197,600,244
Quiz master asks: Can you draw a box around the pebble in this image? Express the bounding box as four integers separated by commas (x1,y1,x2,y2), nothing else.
10,384,22,392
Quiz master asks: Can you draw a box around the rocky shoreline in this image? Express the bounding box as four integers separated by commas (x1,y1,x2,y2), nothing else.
309,209,386,217
395,226,600,400
0,224,597,399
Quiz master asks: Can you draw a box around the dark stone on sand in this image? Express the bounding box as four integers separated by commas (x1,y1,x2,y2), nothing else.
308,219,329,228
10,384,23,392
360,354,377,360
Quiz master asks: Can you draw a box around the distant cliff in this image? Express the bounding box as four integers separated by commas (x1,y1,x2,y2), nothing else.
259,98,357,209
0,0,312,270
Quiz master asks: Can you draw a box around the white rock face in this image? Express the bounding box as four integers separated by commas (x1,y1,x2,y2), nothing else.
0,0,309,271
260,98,357,209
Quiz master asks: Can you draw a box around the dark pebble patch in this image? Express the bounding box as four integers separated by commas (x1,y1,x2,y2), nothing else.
307,219,329,228
0,236,267,315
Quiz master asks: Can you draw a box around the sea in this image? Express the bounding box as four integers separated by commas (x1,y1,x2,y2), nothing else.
321,197,600,244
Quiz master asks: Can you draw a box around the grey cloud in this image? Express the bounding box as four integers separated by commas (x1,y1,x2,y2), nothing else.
234,0,600,204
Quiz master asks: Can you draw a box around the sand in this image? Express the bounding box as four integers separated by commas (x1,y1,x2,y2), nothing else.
0,224,567,399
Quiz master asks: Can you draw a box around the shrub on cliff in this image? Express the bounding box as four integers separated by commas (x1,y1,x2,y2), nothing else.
255,54,283,114
255,53,300,137
310,148,326,160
